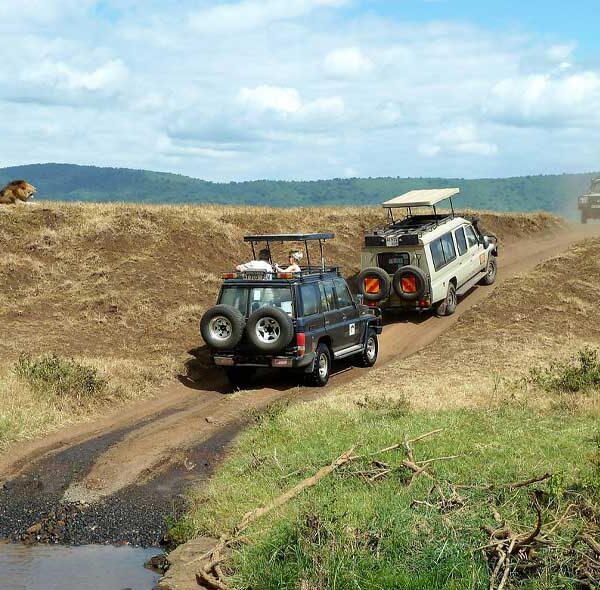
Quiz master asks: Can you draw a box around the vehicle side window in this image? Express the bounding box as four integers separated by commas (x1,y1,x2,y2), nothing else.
455,227,468,256
440,233,456,263
465,225,478,248
430,232,457,271
333,278,354,308
430,239,446,271
318,282,329,311
322,281,337,310
299,283,320,317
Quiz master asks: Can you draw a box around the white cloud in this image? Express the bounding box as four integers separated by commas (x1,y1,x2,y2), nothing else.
238,85,302,114
419,124,498,158
486,71,600,127
189,0,348,33
323,47,373,78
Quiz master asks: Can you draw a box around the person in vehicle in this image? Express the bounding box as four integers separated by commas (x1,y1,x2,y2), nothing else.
275,250,302,273
236,248,274,273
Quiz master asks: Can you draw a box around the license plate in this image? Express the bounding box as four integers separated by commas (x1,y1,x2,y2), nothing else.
385,236,399,247
592,204,600,209
244,272,266,279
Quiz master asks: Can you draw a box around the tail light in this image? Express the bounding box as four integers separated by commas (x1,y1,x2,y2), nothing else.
418,299,430,308
221,272,239,279
364,277,380,294
296,332,306,356
401,275,417,293
277,272,295,279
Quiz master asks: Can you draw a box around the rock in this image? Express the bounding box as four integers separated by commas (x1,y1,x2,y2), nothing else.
145,554,169,573
205,416,216,424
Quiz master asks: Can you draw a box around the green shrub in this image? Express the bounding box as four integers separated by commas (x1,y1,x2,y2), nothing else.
15,354,107,401
531,348,600,394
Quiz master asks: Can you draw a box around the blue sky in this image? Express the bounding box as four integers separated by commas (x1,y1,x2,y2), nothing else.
1,1,599,181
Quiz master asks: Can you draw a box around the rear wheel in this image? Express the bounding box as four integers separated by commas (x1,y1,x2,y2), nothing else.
479,257,497,286
224,367,256,390
581,211,588,224
355,332,378,367
306,343,331,387
435,282,457,317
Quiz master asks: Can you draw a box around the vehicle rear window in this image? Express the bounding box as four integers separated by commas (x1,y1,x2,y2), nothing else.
430,232,457,271
333,278,354,308
299,283,321,316
377,252,410,274
455,227,467,256
219,286,294,317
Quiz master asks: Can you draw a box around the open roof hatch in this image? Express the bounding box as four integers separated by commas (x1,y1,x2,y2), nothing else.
243,233,335,271
382,188,460,223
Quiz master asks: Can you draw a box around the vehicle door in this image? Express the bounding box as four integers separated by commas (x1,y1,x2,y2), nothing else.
319,280,345,352
454,226,472,287
332,278,362,350
298,282,325,355
464,224,486,278
427,231,459,302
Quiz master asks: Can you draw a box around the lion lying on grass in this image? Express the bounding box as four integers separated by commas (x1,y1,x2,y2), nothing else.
0,180,37,204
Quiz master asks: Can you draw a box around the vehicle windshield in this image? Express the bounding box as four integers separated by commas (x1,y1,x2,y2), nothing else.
219,285,294,317
591,180,600,193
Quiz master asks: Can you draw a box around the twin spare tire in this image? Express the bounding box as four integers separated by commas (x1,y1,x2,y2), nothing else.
201,304,294,353
358,265,428,302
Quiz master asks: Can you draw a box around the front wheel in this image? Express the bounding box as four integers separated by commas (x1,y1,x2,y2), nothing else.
479,256,497,286
306,343,331,387
581,211,588,224
355,332,378,367
435,283,457,317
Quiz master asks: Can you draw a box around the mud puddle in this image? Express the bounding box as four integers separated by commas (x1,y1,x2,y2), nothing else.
0,543,161,590
0,423,242,546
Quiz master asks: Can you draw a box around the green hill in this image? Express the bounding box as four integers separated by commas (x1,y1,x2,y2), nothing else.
1,163,595,215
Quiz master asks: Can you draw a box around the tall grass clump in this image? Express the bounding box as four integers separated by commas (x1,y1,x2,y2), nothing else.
15,354,107,402
531,348,600,394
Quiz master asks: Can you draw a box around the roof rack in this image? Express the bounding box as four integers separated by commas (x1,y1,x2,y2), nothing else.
381,188,459,225
243,233,335,271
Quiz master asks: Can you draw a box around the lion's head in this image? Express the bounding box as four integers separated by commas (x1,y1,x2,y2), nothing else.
0,180,37,204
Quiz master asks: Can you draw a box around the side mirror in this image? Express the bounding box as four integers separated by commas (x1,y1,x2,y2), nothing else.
355,294,364,305
480,235,490,248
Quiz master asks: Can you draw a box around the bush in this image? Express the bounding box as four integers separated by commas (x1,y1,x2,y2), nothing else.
15,354,107,401
531,348,600,394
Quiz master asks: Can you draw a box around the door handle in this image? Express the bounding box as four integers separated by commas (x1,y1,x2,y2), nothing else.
342,315,347,320
325,320,330,325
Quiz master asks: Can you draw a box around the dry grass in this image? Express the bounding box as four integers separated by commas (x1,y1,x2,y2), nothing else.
0,202,565,448
322,237,600,414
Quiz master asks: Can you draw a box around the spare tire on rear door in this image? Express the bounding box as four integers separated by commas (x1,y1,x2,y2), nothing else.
392,265,428,302
200,304,246,349
357,267,391,302
246,306,294,353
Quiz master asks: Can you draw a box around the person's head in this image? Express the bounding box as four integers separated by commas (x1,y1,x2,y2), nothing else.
258,248,270,262
288,250,303,264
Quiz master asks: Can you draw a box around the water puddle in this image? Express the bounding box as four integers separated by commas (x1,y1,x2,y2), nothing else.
0,544,162,590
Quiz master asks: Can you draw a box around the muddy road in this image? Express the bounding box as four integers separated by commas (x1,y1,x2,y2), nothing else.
1,225,599,546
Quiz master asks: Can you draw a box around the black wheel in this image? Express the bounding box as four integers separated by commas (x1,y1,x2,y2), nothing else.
224,367,256,390
355,332,378,367
306,343,331,387
246,306,294,353
357,267,391,302
479,256,497,286
200,305,245,349
581,211,588,224
435,282,457,317
392,265,428,301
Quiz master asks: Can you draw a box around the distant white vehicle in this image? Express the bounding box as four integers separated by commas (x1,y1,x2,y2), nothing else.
578,178,600,224
358,188,499,316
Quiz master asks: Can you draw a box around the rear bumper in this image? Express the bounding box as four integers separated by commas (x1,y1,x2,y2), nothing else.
213,352,315,369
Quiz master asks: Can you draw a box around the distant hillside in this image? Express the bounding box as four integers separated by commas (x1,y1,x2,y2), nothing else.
1,163,596,215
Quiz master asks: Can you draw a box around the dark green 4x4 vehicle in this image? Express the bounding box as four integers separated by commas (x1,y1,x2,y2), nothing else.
200,233,382,388
578,178,600,224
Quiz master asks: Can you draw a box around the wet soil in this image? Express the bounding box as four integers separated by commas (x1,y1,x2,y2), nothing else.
0,423,241,547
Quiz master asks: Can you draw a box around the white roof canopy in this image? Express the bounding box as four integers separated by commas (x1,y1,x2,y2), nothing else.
382,188,460,208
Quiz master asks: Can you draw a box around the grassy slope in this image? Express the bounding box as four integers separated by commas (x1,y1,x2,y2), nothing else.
0,203,562,451
1,163,597,215
180,238,600,590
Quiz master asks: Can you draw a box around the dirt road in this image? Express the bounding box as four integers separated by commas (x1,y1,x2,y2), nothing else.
1,224,598,545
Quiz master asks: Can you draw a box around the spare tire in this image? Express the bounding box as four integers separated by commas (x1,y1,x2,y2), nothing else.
357,267,391,302
246,306,294,353
200,304,245,349
392,265,428,302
